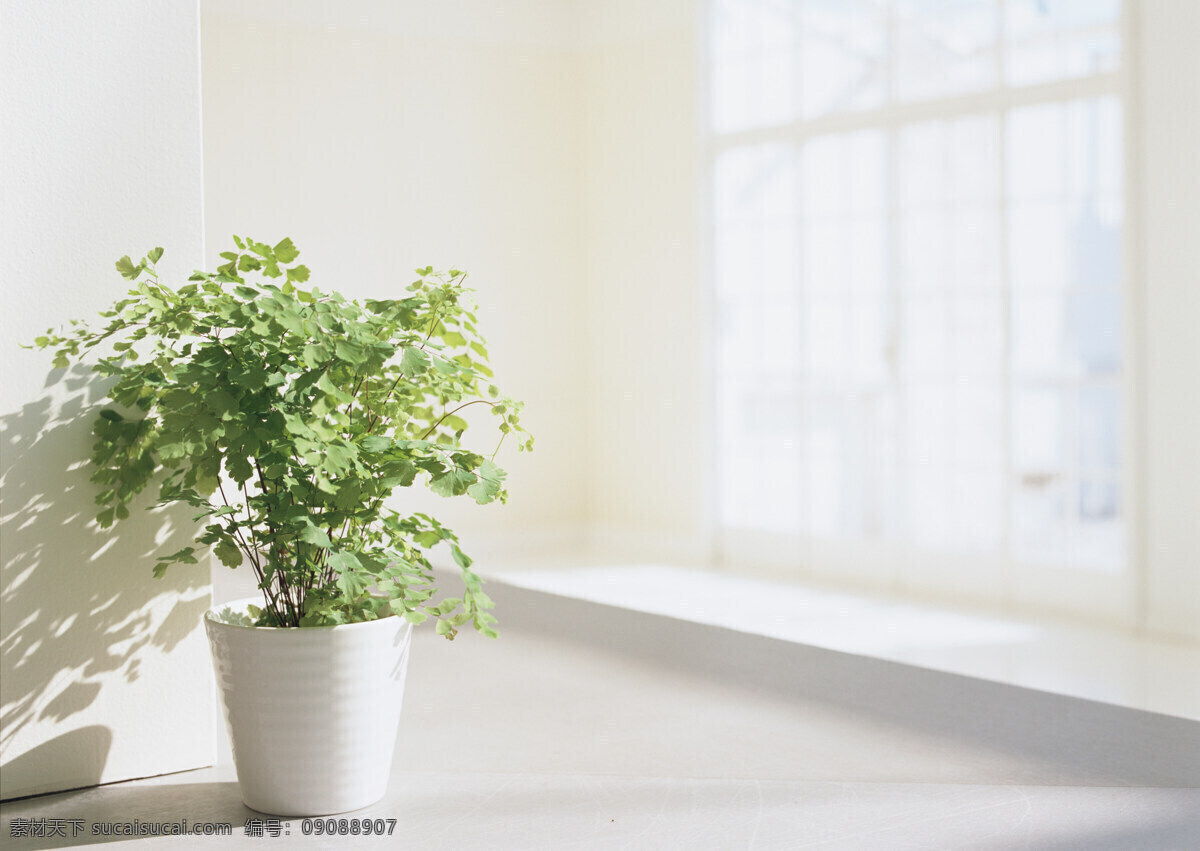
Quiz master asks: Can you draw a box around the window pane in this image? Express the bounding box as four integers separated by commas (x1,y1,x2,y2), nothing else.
804,298,851,379
802,404,851,536
1012,387,1066,475
710,0,1125,577
1009,201,1070,290
1067,98,1123,199
802,222,850,295
711,0,799,132
900,212,953,292
1013,476,1069,565
953,464,1005,551
904,295,952,378
1006,0,1121,86
895,0,999,102
1069,201,1122,289
953,208,1002,289
1077,385,1120,475
953,291,1004,377
954,385,1005,470
1073,478,1122,571
714,142,804,529
714,144,798,226
1010,292,1057,378
802,131,886,217
1009,103,1067,201
900,117,1000,302
899,118,1001,209
1067,289,1121,376
800,0,887,118
720,384,804,530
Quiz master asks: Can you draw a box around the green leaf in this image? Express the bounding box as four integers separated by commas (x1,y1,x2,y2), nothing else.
361,435,393,454
303,343,329,365
413,530,442,549
467,459,506,504
450,544,473,569
286,264,310,283
206,388,239,419
334,339,365,365
273,237,300,263
147,246,164,264
299,523,332,548
399,346,430,378
316,370,351,402
430,468,474,498
322,442,357,477
115,255,140,280
237,254,262,273
214,539,242,567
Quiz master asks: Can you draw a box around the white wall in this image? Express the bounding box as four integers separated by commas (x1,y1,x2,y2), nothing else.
0,1,212,798
201,0,589,563
580,1,711,563
1140,0,1200,642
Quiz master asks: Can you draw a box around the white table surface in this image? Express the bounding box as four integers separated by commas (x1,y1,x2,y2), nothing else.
3,579,1198,850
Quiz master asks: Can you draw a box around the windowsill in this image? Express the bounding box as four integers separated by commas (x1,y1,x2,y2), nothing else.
477,556,1200,722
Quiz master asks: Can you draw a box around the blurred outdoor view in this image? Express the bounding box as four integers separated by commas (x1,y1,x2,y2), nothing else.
712,0,1125,572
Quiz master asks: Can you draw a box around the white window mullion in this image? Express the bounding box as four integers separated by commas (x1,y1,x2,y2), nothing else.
711,72,1122,153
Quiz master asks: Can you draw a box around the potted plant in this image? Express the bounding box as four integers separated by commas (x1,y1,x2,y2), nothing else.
30,237,532,815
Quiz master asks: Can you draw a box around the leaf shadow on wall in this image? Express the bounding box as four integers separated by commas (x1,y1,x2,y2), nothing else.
0,366,211,798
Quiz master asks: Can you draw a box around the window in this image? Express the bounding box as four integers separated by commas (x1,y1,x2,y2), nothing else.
709,0,1129,616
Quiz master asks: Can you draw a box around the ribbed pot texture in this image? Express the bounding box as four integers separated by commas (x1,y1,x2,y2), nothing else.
205,598,413,816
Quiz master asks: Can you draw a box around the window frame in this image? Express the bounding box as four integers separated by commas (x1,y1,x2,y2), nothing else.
702,0,1142,626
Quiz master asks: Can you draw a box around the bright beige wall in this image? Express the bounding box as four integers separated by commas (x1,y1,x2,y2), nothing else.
580,1,711,563
201,1,588,561
200,0,709,574
0,1,212,799
1140,0,1200,641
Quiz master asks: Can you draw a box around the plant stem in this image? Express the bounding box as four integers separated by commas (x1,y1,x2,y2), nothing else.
219,480,285,625
418,398,493,440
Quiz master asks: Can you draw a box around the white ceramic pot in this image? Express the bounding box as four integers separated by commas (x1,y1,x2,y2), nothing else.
205,597,413,816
